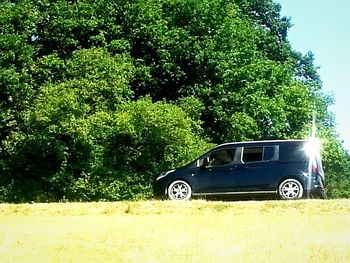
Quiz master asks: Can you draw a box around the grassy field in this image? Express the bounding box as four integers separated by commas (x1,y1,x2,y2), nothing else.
0,200,350,262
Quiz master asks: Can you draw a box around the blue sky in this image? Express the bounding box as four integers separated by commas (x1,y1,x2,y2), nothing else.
275,0,350,151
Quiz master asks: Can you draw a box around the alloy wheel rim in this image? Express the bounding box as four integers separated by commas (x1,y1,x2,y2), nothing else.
281,181,300,199
170,183,189,200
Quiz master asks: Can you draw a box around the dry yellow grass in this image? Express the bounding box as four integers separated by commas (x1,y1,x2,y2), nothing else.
0,200,350,262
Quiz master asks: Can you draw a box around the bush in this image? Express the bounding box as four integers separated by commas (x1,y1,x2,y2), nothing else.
0,97,210,202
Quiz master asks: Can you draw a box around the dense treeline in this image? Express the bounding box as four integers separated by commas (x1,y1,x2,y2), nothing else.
0,0,349,201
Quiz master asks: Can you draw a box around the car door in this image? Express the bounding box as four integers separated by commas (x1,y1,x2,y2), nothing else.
233,146,278,192
194,148,238,193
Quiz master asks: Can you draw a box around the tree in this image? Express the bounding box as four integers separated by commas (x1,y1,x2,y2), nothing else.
1,0,349,201
320,129,350,198
0,0,38,142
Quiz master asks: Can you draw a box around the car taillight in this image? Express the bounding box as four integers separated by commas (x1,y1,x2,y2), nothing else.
312,159,318,174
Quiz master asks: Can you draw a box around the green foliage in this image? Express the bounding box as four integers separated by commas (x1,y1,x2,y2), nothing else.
89,98,211,200
1,47,136,201
0,0,38,141
0,0,349,201
320,130,350,198
1,95,210,201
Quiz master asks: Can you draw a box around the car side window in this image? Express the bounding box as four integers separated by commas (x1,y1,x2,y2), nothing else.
207,148,236,167
263,146,278,161
243,146,278,163
242,147,263,162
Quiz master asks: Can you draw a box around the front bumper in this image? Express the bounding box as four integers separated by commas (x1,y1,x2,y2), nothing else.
153,178,168,198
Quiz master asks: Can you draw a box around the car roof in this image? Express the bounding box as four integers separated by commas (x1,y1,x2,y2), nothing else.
216,139,308,149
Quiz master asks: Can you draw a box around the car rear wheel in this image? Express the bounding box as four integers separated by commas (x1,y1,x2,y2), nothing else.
167,180,192,201
278,179,304,200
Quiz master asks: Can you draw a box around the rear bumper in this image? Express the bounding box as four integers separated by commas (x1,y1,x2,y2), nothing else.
307,187,327,199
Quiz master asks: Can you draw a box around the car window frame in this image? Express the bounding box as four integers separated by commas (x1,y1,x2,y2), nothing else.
241,145,279,164
197,147,239,168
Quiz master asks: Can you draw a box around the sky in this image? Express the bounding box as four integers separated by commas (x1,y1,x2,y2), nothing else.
275,0,350,151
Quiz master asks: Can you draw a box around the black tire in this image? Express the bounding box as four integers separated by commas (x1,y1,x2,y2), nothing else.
278,179,304,200
167,180,192,201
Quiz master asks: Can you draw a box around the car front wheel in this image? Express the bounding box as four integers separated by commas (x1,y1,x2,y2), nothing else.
167,180,192,201
278,179,304,200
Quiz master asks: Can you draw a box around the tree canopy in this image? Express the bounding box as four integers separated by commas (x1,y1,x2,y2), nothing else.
0,0,349,201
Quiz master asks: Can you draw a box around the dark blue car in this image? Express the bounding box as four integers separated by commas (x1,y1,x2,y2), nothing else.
153,139,326,200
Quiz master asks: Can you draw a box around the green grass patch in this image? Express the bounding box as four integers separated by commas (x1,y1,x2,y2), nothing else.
1,200,350,262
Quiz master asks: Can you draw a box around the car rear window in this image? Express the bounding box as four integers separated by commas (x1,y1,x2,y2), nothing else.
279,142,307,162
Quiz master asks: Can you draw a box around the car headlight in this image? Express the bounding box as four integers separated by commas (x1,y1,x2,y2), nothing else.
156,169,175,181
